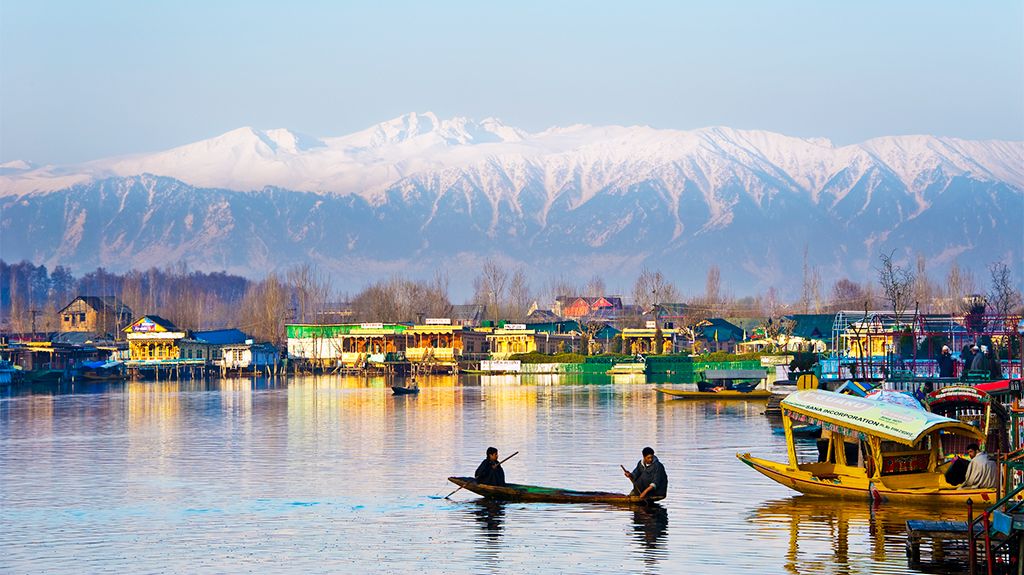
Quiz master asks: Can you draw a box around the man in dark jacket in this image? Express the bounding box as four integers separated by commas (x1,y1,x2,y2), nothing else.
474,447,506,486
624,447,668,499
971,345,990,374
937,346,955,378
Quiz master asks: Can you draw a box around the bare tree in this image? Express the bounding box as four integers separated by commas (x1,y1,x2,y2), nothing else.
945,260,975,315
800,246,822,314
506,267,531,321
913,253,934,313
988,261,1023,317
831,278,867,311
287,263,333,324
583,275,606,298
632,267,679,312
704,265,721,310
473,259,509,322
239,273,289,345
876,250,916,319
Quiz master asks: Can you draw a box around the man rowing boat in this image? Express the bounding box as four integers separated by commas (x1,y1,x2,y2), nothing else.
623,447,668,499
475,447,507,486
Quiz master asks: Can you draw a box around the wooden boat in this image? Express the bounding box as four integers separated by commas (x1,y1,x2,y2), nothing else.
79,360,127,381
447,477,663,504
737,389,995,504
391,385,420,395
656,387,771,400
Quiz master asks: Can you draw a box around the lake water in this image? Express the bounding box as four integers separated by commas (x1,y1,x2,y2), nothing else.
1,375,966,574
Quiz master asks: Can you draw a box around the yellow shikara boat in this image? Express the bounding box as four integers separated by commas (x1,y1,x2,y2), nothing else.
737,389,997,504
656,387,771,400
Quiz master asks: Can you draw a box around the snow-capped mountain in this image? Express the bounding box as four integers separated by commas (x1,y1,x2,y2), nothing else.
1,113,1021,296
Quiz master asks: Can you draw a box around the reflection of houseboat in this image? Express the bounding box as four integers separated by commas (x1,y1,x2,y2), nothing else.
738,390,993,504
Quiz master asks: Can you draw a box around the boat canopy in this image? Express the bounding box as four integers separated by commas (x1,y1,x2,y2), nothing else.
781,389,985,446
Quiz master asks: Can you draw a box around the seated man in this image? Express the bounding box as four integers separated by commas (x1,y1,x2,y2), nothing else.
960,443,999,490
624,446,668,499
474,447,506,486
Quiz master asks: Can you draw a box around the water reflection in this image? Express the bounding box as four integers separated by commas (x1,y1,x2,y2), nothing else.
1,375,961,574
632,504,669,568
752,497,966,575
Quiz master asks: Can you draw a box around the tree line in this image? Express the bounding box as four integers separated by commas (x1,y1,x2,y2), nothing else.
1,253,1020,345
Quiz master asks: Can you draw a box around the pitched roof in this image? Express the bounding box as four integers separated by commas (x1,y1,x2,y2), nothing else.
451,304,486,321
124,315,179,333
191,329,249,345
695,318,745,341
785,314,836,341
62,296,132,316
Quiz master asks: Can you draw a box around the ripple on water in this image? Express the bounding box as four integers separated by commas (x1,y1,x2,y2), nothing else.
0,376,966,573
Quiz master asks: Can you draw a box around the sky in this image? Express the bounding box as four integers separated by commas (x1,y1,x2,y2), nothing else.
1,0,1022,165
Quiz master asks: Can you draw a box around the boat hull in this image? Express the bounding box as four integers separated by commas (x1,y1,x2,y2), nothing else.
735,453,996,504
656,388,770,400
391,386,420,395
447,477,663,504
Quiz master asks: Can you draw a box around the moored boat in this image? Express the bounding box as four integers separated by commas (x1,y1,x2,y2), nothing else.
737,389,995,504
446,476,663,504
656,387,771,400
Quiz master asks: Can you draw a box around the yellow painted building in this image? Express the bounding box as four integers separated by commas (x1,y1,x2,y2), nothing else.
405,324,464,365
621,328,679,355
124,316,186,361
486,328,537,358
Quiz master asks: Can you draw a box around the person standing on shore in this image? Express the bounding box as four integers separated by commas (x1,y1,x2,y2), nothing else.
937,346,954,378
624,447,668,500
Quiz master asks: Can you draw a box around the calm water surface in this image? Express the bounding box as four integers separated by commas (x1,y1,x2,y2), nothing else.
1,375,965,574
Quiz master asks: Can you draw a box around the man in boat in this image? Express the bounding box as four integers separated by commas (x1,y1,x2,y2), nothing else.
624,447,668,500
960,443,999,490
475,447,506,486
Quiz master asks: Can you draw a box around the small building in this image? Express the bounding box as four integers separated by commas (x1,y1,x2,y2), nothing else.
179,329,249,364
451,304,488,328
405,322,465,366
693,318,745,353
222,342,279,372
59,296,133,336
486,326,537,358
621,328,682,355
286,323,409,368
124,316,186,361
554,296,624,319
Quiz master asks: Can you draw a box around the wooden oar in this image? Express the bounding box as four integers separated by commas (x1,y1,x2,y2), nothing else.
621,464,640,495
444,451,519,500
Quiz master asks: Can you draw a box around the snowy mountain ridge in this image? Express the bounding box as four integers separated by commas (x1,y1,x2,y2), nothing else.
3,113,1022,202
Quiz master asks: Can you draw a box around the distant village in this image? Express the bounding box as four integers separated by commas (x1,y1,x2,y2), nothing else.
1,257,1021,384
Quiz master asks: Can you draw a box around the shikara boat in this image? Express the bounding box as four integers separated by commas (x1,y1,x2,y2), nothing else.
447,477,663,504
655,387,771,400
391,385,420,395
737,389,995,504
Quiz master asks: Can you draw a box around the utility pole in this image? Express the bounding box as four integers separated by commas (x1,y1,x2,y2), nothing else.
29,308,41,337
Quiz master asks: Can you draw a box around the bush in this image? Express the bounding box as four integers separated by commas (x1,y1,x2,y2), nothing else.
509,352,587,364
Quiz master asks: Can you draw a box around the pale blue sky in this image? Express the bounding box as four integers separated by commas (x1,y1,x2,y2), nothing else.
1,0,1022,164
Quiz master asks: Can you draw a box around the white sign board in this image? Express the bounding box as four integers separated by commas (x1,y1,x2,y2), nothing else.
645,321,656,329
360,322,384,329
480,360,522,372
504,323,526,330
425,318,451,325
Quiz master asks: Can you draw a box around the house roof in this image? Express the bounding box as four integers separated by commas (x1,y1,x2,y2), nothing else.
61,296,132,316
124,315,179,333
724,317,766,335
695,318,745,342
555,296,623,309
527,309,561,322
451,304,487,322
785,314,836,342
191,329,249,345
